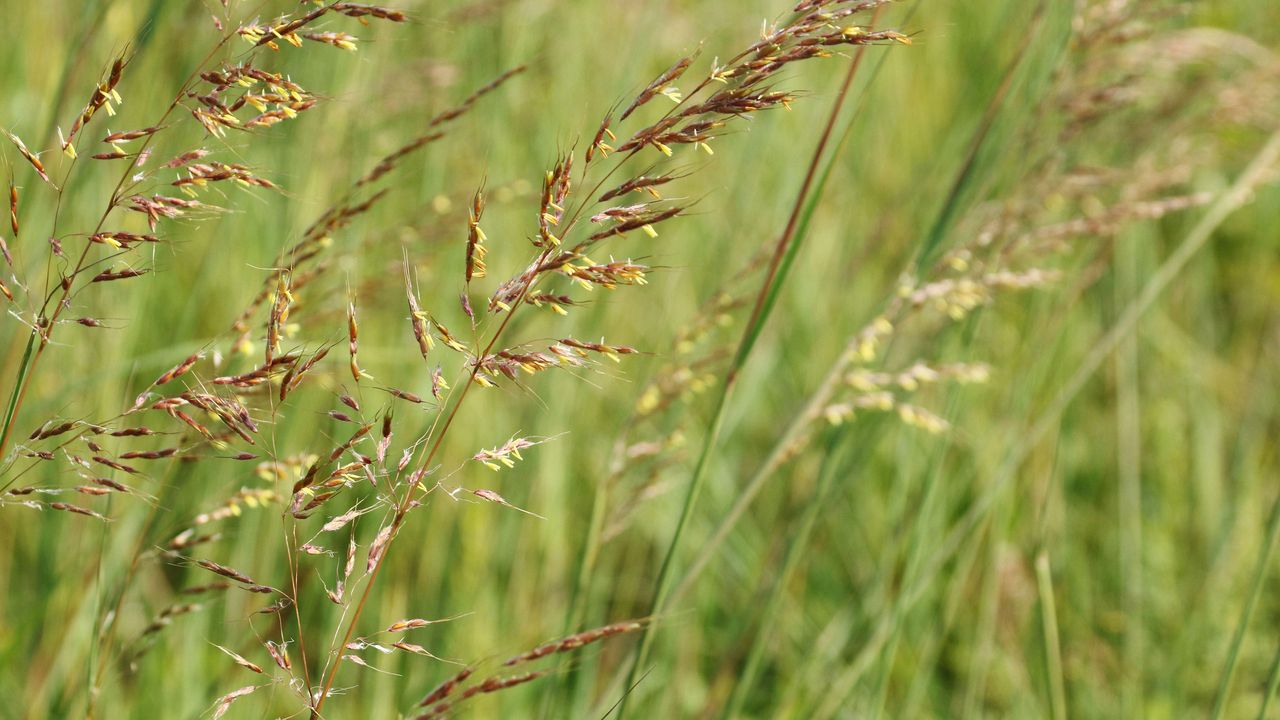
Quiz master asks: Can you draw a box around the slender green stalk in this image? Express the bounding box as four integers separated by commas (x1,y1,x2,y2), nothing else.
960,505,1006,718
915,1,1048,272
1035,551,1068,720
722,432,849,719
615,39,878,718
85,458,183,719
545,433,615,715
0,332,36,477
1115,226,1145,717
1210,482,1280,720
1258,634,1280,720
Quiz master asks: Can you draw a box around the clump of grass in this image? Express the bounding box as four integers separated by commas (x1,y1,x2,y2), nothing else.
0,0,911,716
4,0,1280,717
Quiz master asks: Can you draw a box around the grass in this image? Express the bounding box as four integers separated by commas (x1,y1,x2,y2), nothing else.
1,0,1280,718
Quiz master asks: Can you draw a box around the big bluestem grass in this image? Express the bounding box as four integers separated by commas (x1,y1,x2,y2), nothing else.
1,1,911,716
2,0,1279,718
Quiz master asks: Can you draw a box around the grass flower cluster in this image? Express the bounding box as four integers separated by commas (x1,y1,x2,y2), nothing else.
1,0,1279,718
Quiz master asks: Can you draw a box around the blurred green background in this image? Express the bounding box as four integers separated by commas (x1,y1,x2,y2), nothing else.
1,0,1279,718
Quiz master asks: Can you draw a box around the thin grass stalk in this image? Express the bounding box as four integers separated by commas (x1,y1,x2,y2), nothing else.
811,580,911,718
736,2,885,365
88,492,110,717
867,606,903,716
1258,634,1280,720
959,511,1005,718
898,519,989,718
883,299,999,701
721,431,848,719
915,0,1050,272
615,37,879,717
85,459,183,717
1115,227,1145,717
869,388,975,718
1209,479,1280,720
1035,551,1068,720
282,521,315,697
546,447,611,713
0,334,36,476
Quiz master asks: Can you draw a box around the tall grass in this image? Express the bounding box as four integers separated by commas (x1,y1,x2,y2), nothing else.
1,0,1279,718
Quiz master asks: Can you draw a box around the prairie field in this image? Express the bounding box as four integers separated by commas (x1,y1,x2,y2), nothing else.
1,1,1279,718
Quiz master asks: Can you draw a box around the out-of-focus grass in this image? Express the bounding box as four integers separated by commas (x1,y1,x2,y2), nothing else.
0,1,1278,718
